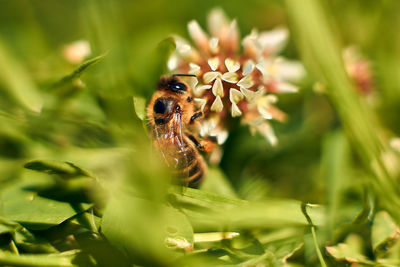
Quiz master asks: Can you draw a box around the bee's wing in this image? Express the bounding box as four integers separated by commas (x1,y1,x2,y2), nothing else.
152,112,189,186
171,111,190,186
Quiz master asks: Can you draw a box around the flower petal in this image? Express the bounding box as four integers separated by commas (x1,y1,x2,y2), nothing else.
187,76,198,91
231,102,242,117
229,88,244,104
256,95,278,120
242,29,259,58
225,58,240,73
167,55,178,71
275,81,299,93
189,63,201,75
174,36,200,63
258,28,288,55
240,87,255,101
210,95,224,112
193,84,211,96
188,20,209,53
256,123,278,146
216,130,228,145
207,8,230,39
212,78,224,97
275,59,306,82
208,57,219,71
221,72,238,83
203,71,221,84
242,59,255,76
194,98,207,112
237,75,254,89
227,19,240,53
209,37,219,54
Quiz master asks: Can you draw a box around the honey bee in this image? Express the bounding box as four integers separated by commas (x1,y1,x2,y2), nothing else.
147,75,213,188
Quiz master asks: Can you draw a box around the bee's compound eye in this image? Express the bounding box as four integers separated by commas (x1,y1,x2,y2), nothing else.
153,99,166,114
169,82,186,92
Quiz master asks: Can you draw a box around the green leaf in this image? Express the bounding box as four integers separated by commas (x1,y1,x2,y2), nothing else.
132,96,147,121
372,211,400,257
101,192,193,265
24,159,91,178
0,173,92,230
0,250,80,267
152,37,176,78
200,167,238,198
170,188,324,231
0,38,43,112
326,235,376,265
53,53,107,88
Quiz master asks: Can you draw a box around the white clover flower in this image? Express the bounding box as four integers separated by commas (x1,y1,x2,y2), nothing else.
169,8,305,145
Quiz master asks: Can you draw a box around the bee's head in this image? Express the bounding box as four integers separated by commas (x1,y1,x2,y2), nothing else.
158,74,196,94
153,97,180,125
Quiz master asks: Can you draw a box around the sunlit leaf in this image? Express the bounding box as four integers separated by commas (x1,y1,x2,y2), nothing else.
0,173,92,230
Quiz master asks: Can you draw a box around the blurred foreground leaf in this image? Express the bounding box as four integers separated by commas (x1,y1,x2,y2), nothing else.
0,38,43,113
0,249,80,267
101,193,193,265
170,188,324,231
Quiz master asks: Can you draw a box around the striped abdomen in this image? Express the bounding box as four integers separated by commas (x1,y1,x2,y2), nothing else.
172,139,206,188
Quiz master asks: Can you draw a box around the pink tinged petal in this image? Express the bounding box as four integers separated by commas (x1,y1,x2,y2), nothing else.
231,102,242,117
242,60,255,76
227,19,240,53
237,75,254,89
210,95,224,112
189,63,201,75
257,105,273,120
256,59,274,78
208,57,220,71
193,84,211,96
203,71,221,84
209,37,219,54
258,28,289,55
221,72,238,83
175,37,200,63
275,82,299,93
188,20,209,53
229,88,244,104
207,8,230,39
225,58,240,72
212,78,224,97
194,98,207,112
256,123,278,146
240,87,255,101
275,59,306,82
242,29,260,58
256,95,278,120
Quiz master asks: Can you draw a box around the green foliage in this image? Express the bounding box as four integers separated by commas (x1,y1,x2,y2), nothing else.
0,0,399,266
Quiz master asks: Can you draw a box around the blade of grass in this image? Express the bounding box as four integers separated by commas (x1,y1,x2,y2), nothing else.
285,0,400,223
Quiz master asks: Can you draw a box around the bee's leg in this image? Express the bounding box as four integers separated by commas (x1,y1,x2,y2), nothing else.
185,132,216,153
189,112,203,124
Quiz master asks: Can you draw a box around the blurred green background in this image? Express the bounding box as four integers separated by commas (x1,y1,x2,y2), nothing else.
0,0,400,266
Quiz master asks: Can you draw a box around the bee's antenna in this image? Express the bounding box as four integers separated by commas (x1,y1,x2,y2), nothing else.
172,74,197,78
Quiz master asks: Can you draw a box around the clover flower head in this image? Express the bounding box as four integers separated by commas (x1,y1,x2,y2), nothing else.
168,8,305,145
